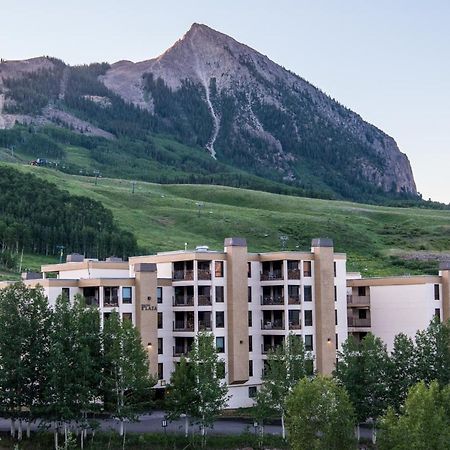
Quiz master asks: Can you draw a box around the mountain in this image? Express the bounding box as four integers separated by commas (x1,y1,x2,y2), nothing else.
0,24,417,203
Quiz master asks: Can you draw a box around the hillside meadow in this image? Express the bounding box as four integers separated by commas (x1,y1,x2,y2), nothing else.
2,162,450,277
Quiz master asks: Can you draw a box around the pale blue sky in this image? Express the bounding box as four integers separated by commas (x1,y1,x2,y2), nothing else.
1,0,449,202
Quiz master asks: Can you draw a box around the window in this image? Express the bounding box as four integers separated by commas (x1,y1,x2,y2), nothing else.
62,288,70,300
334,262,337,277
248,286,252,303
103,312,111,321
336,333,339,350
434,284,440,300
158,363,163,380
358,286,366,297
335,310,338,325
122,287,132,304
304,310,313,327
157,312,163,329
304,286,312,302
215,261,224,277
247,262,252,278
215,286,224,303
216,337,225,353
289,310,300,328
435,308,441,320
158,338,163,355
248,311,252,327
358,309,367,319
334,286,337,302
215,311,225,328
305,334,313,351
157,287,163,304
248,386,257,398
122,313,132,322
249,360,253,377
104,287,119,307
303,261,311,277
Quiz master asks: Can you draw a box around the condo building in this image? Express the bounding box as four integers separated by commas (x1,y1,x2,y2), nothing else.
0,237,449,408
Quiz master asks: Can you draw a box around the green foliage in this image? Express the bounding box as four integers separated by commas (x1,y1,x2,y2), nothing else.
334,334,390,421
286,376,357,450
0,165,138,258
378,381,450,450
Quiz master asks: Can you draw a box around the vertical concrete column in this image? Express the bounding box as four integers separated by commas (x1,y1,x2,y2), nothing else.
439,262,450,322
134,263,158,378
224,238,249,384
312,238,336,375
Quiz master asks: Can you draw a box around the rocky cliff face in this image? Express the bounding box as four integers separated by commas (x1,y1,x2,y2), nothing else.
0,24,417,199
102,23,416,195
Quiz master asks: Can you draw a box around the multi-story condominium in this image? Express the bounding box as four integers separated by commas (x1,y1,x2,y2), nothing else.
1,237,449,408
0,237,347,408
347,263,449,351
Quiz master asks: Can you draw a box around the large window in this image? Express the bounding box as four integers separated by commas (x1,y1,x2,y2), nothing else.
303,261,311,277
122,287,132,304
215,261,224,277
434,284,440,300
216,337,225,353
62,288,70,300
158,338,163,355
305,334,313,351
304,310,313,327
215,286,224,303
157,287,163,304
122,313,132,322
358,286,366,297
157,312,163,329
248,311,252,327
104,287,119,307
304,286,312,302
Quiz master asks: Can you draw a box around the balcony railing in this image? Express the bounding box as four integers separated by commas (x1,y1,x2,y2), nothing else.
260,270,283,281
198,295,212,306
198,269,211,280
289,322,301,330
261,320,285,330
261,296,284,305
173,322,194,332
347,317,371,327
173,270,194,281
85,296,99,307
288,296,301,305
173,296,194,306
288,269,301,280
198,320,212,331
347,295,371,306
103,297,119,307
173,347,190,357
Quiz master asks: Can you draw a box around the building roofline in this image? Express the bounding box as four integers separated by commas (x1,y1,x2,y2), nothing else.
348,275,442,287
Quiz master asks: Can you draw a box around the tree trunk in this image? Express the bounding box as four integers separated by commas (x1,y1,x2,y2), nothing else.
26,420,31,438
184,415,189,437
122,426,126,450
10,418,15,438
119,419,124,437
17,419,23,441
64,423,68,449
81,428,84,450
54,427,59,450
281,413,286,440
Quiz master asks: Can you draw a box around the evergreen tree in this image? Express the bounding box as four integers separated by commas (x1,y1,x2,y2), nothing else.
286,376,356,450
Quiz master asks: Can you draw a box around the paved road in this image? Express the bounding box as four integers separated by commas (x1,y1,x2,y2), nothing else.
0,411,374,439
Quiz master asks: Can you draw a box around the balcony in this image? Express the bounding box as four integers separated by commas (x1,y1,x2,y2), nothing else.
261,320,285,330
173,270,194,281
289,321,301,330
173,321,194,332
103,297,119,308
288,295,301,305
288,269,301,280
261,296,284,306
347,295,371,306
347,317,371,327
198,295,212,306
198,320,212,331
173,347,190,357
260,270,284,281
173,296,194,307
85,296,99,307
198,269,211,281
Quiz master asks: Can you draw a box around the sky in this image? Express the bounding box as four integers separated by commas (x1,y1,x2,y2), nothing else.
1,0,449,202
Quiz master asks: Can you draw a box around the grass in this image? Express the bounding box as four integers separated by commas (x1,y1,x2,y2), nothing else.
2,161,450,277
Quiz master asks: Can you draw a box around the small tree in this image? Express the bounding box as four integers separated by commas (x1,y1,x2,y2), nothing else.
253,384,276,446
102,311,155,439
378,381,450,450
188,332,228,443
388,333,418,412
335,333,390,422
261,333,312,439
165,356,196,436
286,376,356,450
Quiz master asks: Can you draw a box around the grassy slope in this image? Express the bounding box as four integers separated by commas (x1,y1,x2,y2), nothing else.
2,162,450,277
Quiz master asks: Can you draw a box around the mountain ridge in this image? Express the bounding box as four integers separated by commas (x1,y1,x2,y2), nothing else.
0,23,417,202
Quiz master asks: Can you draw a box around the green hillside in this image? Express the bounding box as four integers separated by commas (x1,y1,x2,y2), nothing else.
2,162,450,278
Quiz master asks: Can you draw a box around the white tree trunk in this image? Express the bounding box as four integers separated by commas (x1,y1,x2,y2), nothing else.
26,420,31,438
119,419,124,436
281,413,286,440
10,418,15,438
54,428,59,450
17,419,23,441
184,415,189,437
64,423,68,449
